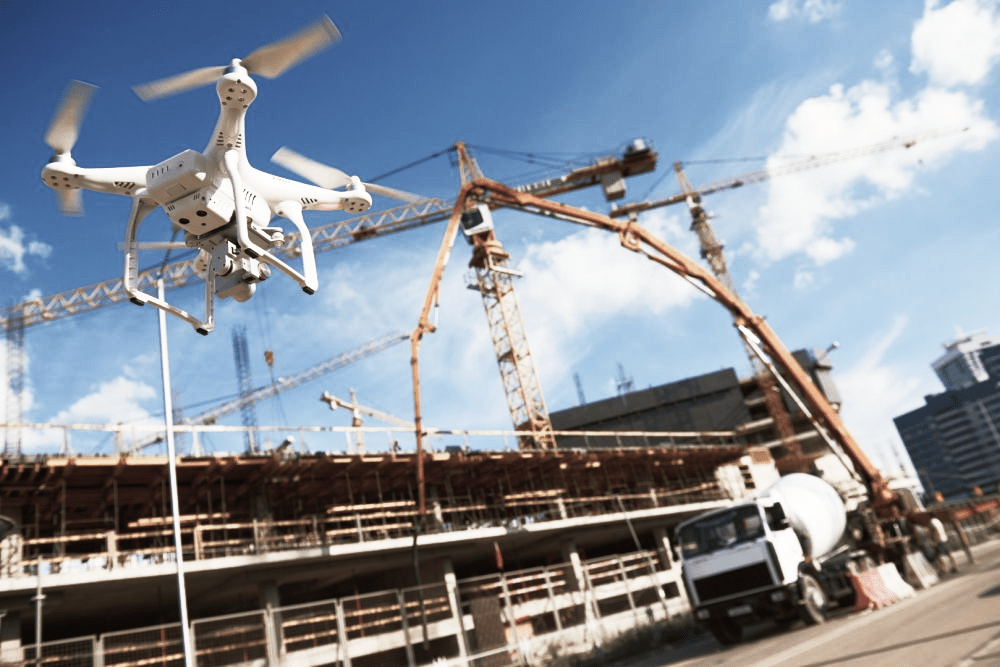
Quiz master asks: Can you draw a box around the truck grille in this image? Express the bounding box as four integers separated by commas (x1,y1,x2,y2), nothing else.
693,562,774,603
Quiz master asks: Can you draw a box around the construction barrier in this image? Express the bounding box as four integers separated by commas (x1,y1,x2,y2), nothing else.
903,551,939,590
877,563,916,601
850,566,898,611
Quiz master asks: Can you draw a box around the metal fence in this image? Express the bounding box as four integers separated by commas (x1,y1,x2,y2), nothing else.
4,550,690,667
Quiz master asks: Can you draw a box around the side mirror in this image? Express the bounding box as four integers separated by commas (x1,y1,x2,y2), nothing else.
767,503,790,531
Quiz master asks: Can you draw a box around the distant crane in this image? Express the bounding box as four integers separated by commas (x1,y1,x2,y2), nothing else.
573,373,587,406
320,388,413,454
615,363,635,396
3,306,25,456
131,331,408,454
232,325,259,454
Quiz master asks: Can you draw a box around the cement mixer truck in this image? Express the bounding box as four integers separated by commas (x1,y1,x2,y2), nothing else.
675,473,874,645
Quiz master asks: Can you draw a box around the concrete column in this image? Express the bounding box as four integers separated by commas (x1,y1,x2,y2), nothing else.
0,611,22,665
654,527,690,611
258,581,283,665
562,541,599,635
106,531,117,570
561,541,585,591
441,559,469,665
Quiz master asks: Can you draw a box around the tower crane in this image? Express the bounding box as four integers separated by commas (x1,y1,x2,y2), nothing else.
609,127,969,219
320,388,414,454
130,331,407,454
454,143,555,450
608,127,970,462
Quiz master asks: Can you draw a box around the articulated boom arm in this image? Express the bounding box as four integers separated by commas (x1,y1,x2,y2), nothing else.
457,178,895,507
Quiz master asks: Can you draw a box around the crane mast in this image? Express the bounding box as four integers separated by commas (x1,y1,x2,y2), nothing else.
455,142,556,450
673,162,802,460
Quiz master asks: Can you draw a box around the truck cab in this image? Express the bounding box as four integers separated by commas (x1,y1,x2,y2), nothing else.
677,473,865,645
677,499,808,643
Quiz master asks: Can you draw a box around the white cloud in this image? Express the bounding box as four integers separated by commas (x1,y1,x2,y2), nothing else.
514,211,703,379
49,376,157,425
793,268,815,290
1,203,53,273
753,80,997,264
836,316,933,476
911,0,1000,87
751,0,1000,267
769,0,843,23
14,376,161,454
874,49,897,80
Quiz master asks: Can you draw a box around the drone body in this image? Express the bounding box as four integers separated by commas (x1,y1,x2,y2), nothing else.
39,17,406,335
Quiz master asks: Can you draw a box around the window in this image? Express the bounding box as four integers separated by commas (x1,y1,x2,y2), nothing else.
678,505,766,558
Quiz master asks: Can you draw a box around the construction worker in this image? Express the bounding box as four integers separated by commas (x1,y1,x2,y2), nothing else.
929,516,958,575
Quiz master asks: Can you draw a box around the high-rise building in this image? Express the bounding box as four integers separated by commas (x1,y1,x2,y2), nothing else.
931,330,1000,391
895,337,1000,500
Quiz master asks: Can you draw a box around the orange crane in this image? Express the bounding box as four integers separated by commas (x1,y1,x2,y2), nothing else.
410,177,898,515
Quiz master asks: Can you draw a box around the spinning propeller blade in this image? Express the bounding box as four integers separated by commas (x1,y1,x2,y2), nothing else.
272,146,350,188
133,66,227,102
55,187,84,217
133,16,341,101
242,16,341,79
272,147,425,203
44,80,97,154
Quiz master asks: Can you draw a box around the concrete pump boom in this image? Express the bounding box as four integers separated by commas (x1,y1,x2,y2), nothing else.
409,178,896,515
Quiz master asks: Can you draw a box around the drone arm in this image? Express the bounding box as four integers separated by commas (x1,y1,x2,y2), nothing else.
275,200,318,292
222,150,266,260
123,194,214,335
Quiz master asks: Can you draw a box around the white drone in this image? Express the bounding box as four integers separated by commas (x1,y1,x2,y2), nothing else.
41,16,417,335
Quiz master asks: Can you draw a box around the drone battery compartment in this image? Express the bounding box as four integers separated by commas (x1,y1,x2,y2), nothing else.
147,149,232,234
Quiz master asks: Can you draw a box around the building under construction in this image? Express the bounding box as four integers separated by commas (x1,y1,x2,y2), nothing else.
0,433,783,667
4,130,966,665
552,348,845,473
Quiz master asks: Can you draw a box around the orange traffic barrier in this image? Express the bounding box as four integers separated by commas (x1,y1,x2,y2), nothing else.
850,568,898,611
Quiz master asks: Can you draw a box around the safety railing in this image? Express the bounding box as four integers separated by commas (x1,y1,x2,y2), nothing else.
5,482,728,581
5,546,691,667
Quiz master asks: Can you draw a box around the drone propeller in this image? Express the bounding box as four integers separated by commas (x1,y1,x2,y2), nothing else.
45,80,97,156
44,80,97,216
271,147,424,203
133,16,341,101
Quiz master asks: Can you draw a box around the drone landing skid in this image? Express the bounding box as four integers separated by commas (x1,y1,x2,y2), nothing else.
124,197,215,335
222,150,319,295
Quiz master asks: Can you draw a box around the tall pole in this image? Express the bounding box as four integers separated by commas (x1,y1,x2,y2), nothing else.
157,280,195,667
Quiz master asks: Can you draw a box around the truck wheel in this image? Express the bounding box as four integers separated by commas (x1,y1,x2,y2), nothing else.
799,574,827,625
708,618,742,645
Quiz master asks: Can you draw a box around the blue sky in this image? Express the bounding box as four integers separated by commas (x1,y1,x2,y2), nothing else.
2,0,999,478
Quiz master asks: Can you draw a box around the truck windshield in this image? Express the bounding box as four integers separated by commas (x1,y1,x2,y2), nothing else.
678,505,766,558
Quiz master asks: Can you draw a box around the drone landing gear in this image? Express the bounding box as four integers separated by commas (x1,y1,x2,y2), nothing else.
222,151,319,295
124,193,216,335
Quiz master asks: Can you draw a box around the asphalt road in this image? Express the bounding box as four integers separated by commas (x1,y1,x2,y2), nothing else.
607,538,1000,667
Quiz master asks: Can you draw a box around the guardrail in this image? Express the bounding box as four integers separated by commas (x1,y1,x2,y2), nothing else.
6,550,690,667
